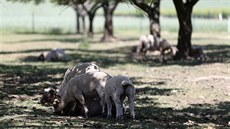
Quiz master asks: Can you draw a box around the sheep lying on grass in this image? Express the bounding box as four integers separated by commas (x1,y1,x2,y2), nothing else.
136,34,177,62
53,71,112,118
38,48,66,62
40,62,100,105
105,75,135,120
190,46,206,61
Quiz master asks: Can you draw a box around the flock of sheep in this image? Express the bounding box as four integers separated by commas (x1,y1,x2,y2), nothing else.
37,34,205,63
37,35,178,63
39,34,206,120
40,62,135,120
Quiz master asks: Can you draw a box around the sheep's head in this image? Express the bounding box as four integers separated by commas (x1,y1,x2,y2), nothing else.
38,53,45,61
40,87,58,105
170,46,178,57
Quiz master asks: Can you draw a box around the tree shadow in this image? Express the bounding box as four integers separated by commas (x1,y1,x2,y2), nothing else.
7,43,229,68
63,44,230,68
0,64,65,97
4,37,85,44
134,100,229,128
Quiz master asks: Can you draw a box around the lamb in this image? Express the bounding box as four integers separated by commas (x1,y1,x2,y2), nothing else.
38,48,66,61
40,62,100,105
105,75,135,120
136,34,177,62
53,71,112,118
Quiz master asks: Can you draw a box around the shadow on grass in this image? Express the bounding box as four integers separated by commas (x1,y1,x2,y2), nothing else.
0,64,66,97
132,101,230,128
4,37,85,44
64,43,230,68
0,62,229,128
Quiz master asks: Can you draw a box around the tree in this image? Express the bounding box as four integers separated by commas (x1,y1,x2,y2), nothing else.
173,0,199,59
82,0,102,37
53,0,87,34
130,0,161,37
101,0,119,42
72,4,87,34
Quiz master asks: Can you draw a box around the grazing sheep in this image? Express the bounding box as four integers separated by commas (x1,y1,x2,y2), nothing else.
58,63,100,94
60,93,102,117
38,48,66,61
40,87,58,105
41,87,102,117
105,75,135,120
40,62,100,105
53,71,112,118
136,34,176,62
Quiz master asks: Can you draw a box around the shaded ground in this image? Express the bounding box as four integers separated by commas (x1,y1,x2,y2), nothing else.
0,32,229,128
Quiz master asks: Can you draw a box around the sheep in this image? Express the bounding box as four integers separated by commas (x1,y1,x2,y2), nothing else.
58,62,100,94
57,91,102,117
53,71,112,118
105,75,135,120
40,87,57,105
190,46,206,61
38,48,66,61
40,62,100,105
136,34,177,62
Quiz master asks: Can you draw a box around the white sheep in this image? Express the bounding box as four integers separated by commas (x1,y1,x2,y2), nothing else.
53,71,112,118
40,62,100,106
58,62,100,94
38,48,66,61
105,75,135,120
136,34,177,62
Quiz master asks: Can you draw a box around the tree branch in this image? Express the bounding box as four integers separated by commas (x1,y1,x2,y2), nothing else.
185,0,199,8
131,0,152,14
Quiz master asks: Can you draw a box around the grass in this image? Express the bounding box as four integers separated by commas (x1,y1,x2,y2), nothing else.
0,31,229,128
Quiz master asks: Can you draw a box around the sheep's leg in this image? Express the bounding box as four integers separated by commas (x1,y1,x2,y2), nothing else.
105,93,112,118
75,94,88,119
95,88,106,115
128,96,135,120
120,95,126,114
113,95,123,120
127,87,135,120
160,49,166,63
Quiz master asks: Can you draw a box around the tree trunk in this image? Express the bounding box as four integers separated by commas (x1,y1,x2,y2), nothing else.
75,8,80,34
101,1,119,42
101,9,115,42
132,0,161,37
149,0,160,37
173,0,198,59
82,16,86,34
88,14,94,37
82,2,102,37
